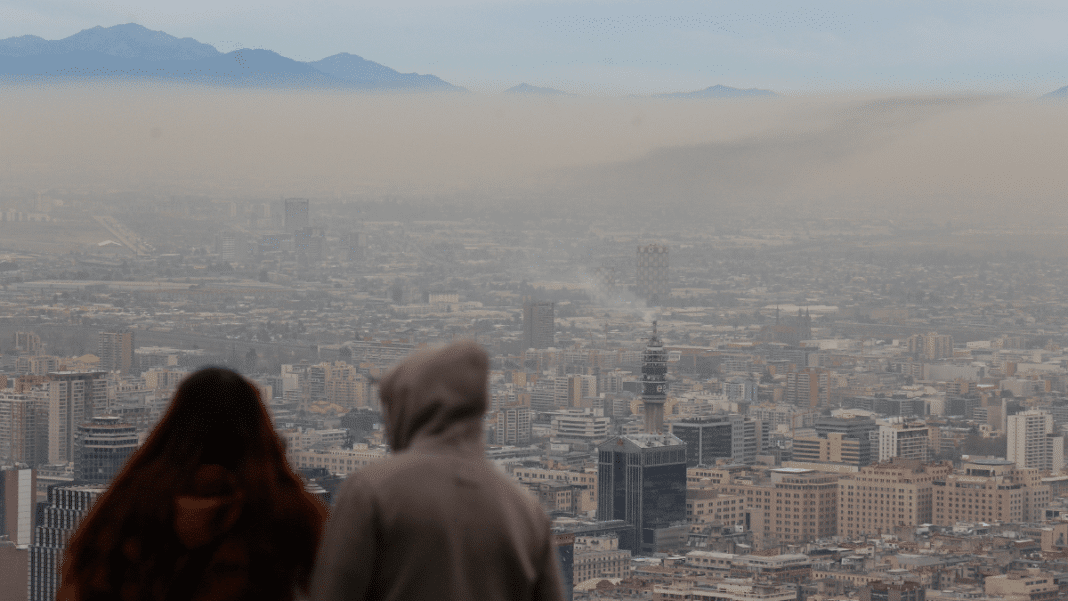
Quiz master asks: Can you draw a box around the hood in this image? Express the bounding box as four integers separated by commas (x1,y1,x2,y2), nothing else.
173,464,245,549
378,340,489,454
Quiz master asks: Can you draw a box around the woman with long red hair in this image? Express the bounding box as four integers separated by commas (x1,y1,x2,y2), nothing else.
58,367,327,601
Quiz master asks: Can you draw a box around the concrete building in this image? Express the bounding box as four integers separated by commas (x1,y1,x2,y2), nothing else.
45,372,108,465
786,368,829,409
28,484,106,601
0,467,36,546
573,536,630,585
73,416,139,485
597,433,687,554
0,393,46,467
908,332,954,361
496,406,533,446
932,458,1051,525
283,198,309,233
862,580,927,601
551,410,611,442
13,332,42,355
98,330,135,375
1008,410,1065,474
984,569,1059,601
838,458,953,539
522,299,554,350
636,244,669,305
877,421,933,463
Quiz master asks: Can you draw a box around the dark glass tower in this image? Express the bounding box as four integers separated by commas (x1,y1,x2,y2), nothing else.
596,433,687,555
74,415,139,485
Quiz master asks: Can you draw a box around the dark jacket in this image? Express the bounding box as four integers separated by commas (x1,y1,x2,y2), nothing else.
308,340,565,601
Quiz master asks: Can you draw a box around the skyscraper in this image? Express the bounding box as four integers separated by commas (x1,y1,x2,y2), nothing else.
636,244,669,304
284,198,310,233
73,416,139,485
1008,410,1065,473
0,466,36,546
98,330,135,375
0,391,47,467
641,322,667,434
45,372,109,464
671,414,757,467
522,300,555,350
596,433,687,554
28,484,106,601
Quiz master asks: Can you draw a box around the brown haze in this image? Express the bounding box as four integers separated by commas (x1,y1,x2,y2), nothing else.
1,83,1066,223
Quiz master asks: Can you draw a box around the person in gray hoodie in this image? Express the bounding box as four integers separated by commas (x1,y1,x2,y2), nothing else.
308,340,564,601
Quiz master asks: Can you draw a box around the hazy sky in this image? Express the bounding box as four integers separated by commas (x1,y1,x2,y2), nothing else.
2,0,1067,94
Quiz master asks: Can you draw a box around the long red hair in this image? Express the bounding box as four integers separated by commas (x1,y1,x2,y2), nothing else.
60,367,326,601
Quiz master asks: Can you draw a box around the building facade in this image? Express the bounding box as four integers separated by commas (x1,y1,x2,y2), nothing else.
28,485,106,601
73,416,139,485
838,458,954,539
597,434,687,554
1007,410,1065,474
932,458,1050,525
98,330,135,375
522,300,555,350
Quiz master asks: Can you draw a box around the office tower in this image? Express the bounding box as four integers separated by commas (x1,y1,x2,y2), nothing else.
45,372,109,465
597,433,686,554
295,227,326,262
671,414,757,467
907,332,954,360
641,322,667,435
283,198,310,233
876,422,933,462
553,533,575,601
13,332,42,355
215,231,250,264
838,458,953,539
496,406,533,446
28,484,107,601
1008,409,1065,473
785,368,829,409
0,466,36,546
635,244,669,304
723,377,757,403
73,416,139,485
932,458,1050,525
522,300,555,350
98,330,135,375
341,231,365,261
0,392,47,467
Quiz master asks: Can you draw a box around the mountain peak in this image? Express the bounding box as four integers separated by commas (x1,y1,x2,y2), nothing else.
0,23,220,60
504,83,575,96
654,84,777,99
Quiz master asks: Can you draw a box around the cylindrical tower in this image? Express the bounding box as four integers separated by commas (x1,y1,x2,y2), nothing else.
641,321,667,434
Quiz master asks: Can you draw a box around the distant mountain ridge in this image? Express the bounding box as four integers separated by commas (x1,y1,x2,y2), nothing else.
654,84,778,99
0,23,465,91
1042,85,1068,98
504,83,576,96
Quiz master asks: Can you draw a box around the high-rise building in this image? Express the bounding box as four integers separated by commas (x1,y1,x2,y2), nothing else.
295,227,326,262
215,230,250,264
877,422,933,463
1007,409,1065,474
283,198,310,233
522,300,555,350
596,433,687,554
341,231,365,261
641,322,667,435
496,406,533,446
45,372,109,465
13,332,42,355
636,244,669,304
671,414,758,467
815,416,878,465
98,330,135,375
838,458,953,539
932,458,1050,525
907,332,954,361
0,466,37,546
785,368,829,409
73,416,139,485
28,484,106,601
0,392,47,467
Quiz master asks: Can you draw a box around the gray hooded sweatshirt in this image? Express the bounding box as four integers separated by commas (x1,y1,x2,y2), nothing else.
308,340,565,601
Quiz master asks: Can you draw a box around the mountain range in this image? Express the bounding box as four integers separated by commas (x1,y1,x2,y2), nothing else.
0,23,465,92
